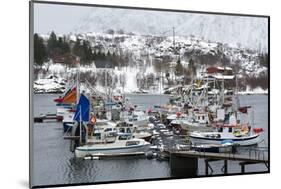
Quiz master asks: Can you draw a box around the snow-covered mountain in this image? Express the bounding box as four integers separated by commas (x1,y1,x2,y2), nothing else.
73,7,268,52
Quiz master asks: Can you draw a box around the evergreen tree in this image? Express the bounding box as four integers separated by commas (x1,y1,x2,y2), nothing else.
73,39,84,63
82,40,91,64
56,36,70,55
175,58,183,76
47,31,57,56
34,33,47,65
188,58,196,77
259,53,268,68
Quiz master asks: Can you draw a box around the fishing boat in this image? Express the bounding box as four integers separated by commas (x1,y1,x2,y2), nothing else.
75,133,150,158
62,110,75,132
116,121,152,142
172,110,210,128
190,130,260,146
190,112,261,146
121,110,149,127
87,119,118,144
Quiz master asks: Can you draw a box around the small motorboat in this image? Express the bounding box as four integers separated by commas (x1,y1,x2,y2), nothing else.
75,133,151,158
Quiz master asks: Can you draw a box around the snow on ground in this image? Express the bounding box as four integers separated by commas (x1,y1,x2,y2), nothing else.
238,86,268,95
34,63,268,95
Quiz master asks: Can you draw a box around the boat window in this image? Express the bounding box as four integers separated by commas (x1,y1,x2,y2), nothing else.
126,141,140,146
107,132,117,137
228,127,233,133
202,116,205,120
119,128,125,133
218,127,223,132
93,133,101,139
126,128,132,133
118,135,131,140
104,128,112,132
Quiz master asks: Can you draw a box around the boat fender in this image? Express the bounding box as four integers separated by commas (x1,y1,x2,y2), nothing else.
146,151,154,159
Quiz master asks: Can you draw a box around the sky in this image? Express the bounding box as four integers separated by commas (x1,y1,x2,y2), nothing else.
34,3,91,34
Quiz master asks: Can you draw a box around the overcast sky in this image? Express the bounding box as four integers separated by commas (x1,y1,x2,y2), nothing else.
34,3,90,34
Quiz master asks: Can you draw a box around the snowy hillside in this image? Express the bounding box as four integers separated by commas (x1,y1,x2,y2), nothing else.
35,32,268,94
68,32,267,77
73,7,268,52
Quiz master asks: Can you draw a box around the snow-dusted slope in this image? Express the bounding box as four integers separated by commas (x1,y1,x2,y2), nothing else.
73,7,268,52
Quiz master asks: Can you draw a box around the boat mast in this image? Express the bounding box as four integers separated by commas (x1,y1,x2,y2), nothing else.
221,46,225,106
76,56,82,145
79,106,82,145
76,56,80,104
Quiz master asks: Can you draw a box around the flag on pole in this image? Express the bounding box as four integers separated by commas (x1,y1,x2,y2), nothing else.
54,86,77,104
73,94,90,122
62,87,77,104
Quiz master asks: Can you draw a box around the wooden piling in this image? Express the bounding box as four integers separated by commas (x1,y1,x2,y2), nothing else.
170,152,198,177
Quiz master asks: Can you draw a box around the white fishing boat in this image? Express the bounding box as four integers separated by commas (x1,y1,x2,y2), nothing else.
190,130,260,146
190,113,261,146
62,110,75,132
87,119,118,144
75,133,150,158
170,111,210,129
121,110,149,127
116,121,152,142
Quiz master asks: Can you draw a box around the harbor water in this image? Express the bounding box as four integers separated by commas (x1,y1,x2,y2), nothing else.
32,94,268,186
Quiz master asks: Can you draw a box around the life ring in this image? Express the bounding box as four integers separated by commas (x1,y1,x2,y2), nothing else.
90,116,97,124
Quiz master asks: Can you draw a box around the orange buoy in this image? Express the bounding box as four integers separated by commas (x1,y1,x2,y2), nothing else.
90,116,97,124
253,128,264,133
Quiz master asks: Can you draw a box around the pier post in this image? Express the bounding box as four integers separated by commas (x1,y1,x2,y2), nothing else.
241,163,245,173
224,160,228,174
205,160,208,175
170,153,198,177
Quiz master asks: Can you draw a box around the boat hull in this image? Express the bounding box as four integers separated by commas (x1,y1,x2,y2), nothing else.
63,122,74,132
75,143,151,158
190,134,260,146
133,133,152,142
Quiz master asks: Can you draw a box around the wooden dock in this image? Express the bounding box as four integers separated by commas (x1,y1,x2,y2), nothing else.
167,149,269,177
34,114,58,122
171,150,268,163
